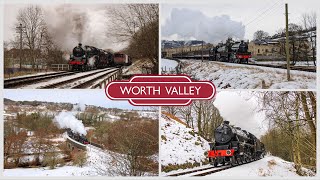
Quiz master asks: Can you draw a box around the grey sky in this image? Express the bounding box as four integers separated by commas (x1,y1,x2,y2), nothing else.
161,0,319,42
4,4,127,51
4,90,149,110
214,91,267,138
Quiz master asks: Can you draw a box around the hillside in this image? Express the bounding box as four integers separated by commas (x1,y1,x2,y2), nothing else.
160,113,209,173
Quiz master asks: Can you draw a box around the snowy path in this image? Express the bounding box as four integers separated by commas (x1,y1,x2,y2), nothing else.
180,60,316,89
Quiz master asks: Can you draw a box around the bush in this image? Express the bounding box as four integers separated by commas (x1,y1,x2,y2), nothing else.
72,150,87,167
161,135,167,141
162,160,210,173
43,152,60,169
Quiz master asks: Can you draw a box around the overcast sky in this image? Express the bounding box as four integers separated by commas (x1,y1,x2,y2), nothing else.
214,91,267,138
4,90,148,110
4,4,127,51
161,0,319,43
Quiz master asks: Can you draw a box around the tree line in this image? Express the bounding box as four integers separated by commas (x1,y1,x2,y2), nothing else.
258,91,316,175
5,4,159,74
163,99,224,141
253,12,316,65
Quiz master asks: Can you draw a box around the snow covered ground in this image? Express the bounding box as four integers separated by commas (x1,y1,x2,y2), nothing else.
137,111,158,119
3,144,150,176
162,155,315,177
180,60,316,89
208,155,315,177
21,68,113,89
122,58,154,75
4,71,59,80
255,60,316,67
161,59,178,73
160,113,209,167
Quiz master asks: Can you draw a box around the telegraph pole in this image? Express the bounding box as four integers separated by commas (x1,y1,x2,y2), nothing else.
285,3,290,81
16,23,25,70
201,40,204,62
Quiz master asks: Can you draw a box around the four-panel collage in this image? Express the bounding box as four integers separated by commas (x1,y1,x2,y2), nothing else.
2,0,318,178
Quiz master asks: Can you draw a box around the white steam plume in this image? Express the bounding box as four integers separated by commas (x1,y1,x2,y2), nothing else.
162,8,245,43
54,103,87,135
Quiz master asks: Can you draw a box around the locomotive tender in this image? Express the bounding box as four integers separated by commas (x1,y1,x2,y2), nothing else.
208,121,265,167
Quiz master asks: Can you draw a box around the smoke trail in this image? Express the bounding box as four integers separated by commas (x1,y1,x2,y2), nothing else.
72,12,87,43
54,103,87,135
43,4,126,52
162,8,245,43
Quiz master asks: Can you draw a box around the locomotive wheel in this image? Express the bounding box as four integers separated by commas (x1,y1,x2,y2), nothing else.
241,156,246,164
237,157,242,165
222,160,226,166
210,159,218,167
231,156,237,167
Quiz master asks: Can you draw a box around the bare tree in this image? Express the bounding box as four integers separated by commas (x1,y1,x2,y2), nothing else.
16,5,47,69
301,12,316,66
253,30,269,40
108,4,159,73
258,91,316,174
277,24,308,65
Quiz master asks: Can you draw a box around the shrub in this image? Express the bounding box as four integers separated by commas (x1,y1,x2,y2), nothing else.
43,152,60,169
72,150,87,167
161,135,167,141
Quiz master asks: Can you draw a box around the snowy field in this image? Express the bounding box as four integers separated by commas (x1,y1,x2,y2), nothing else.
160,114,209,167
161,59,178,72
180,60,316,89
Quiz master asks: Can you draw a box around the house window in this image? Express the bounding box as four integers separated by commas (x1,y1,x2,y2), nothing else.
266,49,269,53
258,49,260,53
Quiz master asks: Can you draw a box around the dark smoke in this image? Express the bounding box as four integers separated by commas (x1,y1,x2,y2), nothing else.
162,8,245,43
43,4,125,52
72,12,87,43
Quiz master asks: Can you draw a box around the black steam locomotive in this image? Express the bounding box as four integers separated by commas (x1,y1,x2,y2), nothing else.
67,128,89,145
208,121,265,167
209,40,251,64
69,43,114,71
170,39,251,64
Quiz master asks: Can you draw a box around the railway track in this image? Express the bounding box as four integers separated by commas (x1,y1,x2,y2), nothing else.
178,58,316,72
70,69,119,89
167,158,263,177
167,166,216,176
246,63,316,72
39,68,118,89
4,71,76,88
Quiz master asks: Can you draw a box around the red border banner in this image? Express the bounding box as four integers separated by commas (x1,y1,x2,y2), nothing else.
105,75,216,106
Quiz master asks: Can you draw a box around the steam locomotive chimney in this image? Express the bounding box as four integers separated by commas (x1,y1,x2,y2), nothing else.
223,121,230,125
